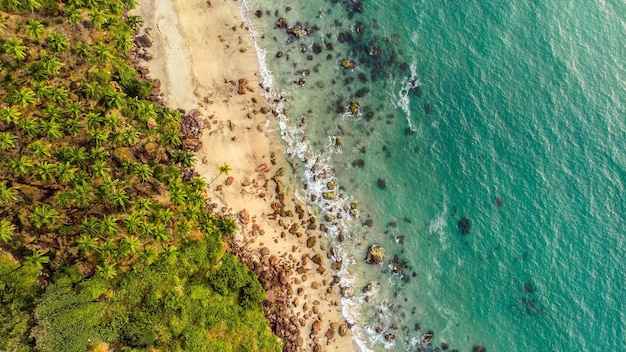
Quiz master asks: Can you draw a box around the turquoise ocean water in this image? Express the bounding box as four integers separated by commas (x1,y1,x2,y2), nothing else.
242,0,626,350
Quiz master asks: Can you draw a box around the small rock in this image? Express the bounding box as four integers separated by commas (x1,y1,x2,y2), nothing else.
340,58,356,69
238,209,250,225
311,320,322,335
338,323,348,336
311,254,322,265
325,328,335,340
238,78,248,95
306,237,317,248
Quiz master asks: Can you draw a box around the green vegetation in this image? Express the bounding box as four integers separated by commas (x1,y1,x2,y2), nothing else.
0,2,279,351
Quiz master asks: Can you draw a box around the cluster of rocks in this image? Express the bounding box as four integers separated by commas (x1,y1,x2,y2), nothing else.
275,17,314,40
222,163,354,351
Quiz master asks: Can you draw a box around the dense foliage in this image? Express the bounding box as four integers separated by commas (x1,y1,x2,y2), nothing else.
0,1,279,351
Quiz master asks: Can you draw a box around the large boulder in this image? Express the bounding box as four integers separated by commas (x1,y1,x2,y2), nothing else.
458,217,470,235
365,245,384,264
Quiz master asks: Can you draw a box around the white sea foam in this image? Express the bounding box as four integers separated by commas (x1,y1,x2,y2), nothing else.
397,61,420,132
240,4,375,351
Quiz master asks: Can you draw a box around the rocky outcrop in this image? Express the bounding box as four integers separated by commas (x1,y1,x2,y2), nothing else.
365,245,384,264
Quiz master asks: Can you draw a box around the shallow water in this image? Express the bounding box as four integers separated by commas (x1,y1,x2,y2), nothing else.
243,0,626,350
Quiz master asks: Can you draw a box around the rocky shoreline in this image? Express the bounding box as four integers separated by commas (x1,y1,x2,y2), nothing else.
131,0,356,350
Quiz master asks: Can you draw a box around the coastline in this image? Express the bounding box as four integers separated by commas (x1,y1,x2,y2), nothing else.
131,0,357,350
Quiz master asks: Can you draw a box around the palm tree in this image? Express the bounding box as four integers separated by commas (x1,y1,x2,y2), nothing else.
126,14,143,30
2,38,27,61
0,219,15,243
24,250,49,270
219,216,238,236
46,32,70,53
189,177,207,192
72,170,91,187
117,128,139,146
161,245,178,265
99,176,119,194
7,88,36,108
0,132,16,150
0,106,21,125
175,219,192,236
78,217,100,237
9,156,33,175
172,150,196,167
114,31,133,54
53,190,72,209
42,105,62,121
65,6,83,29
134,218,152,237
104,113,121,130
67,146,89,167
48,87,69,105
63,117,83,136
134,198,154,212
101,87,124,109
94,42,114,64
111,188,130,209
25,19,46,39
157,208,174,224
31,82,51,101
124,213,142,235
56,162,77,183
17,116,40,138
91,160,111,178
140,245,158,266
168,184,187,206
88,9,106,31
40,51,64,75
90,147,109,161
24,0,43,13
29,204,60,230
134,163,153,183
97,240,116,260
0,181,18,206
96,261,117,280
121,236,141,257
72,183,95,207
135,101,156,123
153,223,168,242
160,128,181,147
85,111,103,129
99,215,118,237
29,140,52,158
75,42,91,59
88,128,109,147
64,100,83,119
35,161,57,182
40,119,63,140
75,235,98,254
209,162,232,186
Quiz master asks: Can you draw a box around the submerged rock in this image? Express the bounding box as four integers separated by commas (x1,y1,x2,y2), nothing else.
472,346,487,352
458,217,470,235
365,245,384,264
377,178,387,190
276,17,288,28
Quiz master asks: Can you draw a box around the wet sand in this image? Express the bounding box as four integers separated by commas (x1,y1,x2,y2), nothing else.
132,0,357,350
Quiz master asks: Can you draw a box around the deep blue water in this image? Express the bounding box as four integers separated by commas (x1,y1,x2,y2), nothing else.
244,0,626,350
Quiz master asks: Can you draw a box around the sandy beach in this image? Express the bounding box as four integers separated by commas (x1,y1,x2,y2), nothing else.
132,0,357,350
